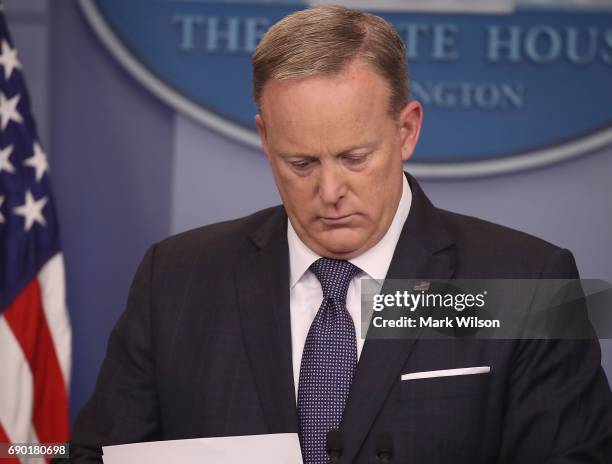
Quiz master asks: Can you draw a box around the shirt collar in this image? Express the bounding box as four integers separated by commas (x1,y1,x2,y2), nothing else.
287,174,412,287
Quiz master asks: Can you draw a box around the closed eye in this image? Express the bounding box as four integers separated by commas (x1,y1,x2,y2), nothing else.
288,158,315,171
342,153,369,167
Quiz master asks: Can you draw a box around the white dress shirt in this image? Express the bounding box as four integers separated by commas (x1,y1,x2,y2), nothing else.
287,175,412,397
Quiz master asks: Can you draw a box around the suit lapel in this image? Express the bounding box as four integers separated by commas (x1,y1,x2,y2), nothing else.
341,174,457,463
235,208,299,433
234,175,457,455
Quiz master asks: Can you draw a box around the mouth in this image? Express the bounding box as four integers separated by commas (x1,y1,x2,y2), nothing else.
319,214,355,226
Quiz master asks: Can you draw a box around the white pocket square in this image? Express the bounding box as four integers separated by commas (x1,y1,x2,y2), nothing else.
401,366,490,381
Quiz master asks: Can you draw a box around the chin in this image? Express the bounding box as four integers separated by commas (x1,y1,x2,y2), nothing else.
316,230,367,258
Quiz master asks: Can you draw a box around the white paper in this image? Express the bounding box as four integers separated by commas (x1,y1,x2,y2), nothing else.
102,433,303,464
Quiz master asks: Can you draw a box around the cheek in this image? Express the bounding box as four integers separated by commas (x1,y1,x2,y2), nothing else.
271,162,298,194
351,162,401,218
354,170,392,205
275,172,316,210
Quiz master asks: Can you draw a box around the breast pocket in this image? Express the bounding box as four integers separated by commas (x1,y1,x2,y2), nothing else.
398,369,491,401
389,369,494,461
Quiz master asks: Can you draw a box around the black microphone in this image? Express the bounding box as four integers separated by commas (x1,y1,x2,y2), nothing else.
326,429,344,464
375,432,394,464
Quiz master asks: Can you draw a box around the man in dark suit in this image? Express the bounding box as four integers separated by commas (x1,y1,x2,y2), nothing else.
70,5,612,463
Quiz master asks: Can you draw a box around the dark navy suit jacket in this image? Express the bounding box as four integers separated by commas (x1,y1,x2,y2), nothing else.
69,174,612,463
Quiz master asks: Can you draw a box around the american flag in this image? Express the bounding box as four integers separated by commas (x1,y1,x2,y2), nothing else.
0,6,71,463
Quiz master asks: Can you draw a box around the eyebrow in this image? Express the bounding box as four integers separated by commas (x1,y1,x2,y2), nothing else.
277,143,378,159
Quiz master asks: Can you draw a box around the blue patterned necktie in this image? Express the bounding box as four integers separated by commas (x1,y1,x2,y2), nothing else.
297,258,361,464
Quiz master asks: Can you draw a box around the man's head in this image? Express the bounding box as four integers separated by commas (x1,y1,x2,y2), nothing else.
253,6,422,259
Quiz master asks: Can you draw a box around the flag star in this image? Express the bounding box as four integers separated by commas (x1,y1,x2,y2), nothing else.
0,144,14,174
0,40,21,80
0,92,23,130
23,142,49,182
13,190,47,231
0,195,4,223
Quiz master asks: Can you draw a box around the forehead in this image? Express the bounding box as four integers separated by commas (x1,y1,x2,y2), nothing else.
260,62,395,153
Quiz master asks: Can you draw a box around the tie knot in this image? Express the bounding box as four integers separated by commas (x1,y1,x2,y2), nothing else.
309,258,361,301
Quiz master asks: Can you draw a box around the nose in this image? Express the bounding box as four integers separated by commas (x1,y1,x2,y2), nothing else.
317,162,347,206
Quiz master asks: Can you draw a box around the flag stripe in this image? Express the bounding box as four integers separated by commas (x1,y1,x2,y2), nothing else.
0,317,35,444
0,422,20,464
3,279,70,444
0,317,46,463
37,253,71,389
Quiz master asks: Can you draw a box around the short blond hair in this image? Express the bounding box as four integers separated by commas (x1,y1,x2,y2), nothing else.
252,5,410,116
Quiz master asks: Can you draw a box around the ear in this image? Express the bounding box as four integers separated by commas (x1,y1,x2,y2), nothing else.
255,114,271,161
398,100,423,162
